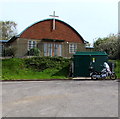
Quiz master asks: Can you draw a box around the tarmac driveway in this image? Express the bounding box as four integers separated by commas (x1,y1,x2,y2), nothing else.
2,80,118,117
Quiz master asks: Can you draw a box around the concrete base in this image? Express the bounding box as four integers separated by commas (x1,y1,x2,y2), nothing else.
73,77,91,79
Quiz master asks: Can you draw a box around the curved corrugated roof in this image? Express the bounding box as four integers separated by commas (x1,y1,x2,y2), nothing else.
18,18,86,43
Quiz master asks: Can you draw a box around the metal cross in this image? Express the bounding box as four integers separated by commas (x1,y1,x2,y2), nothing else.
49,11,59,30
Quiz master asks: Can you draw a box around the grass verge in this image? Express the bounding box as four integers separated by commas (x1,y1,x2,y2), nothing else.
1,58,120,80
2,57,70,80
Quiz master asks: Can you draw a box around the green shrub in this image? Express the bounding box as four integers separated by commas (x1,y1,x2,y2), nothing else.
27,48,40,56
2,47,16,57
115,60,120,78
24,56,71,71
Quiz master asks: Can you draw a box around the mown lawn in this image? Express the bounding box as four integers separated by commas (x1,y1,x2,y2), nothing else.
2,68,68,80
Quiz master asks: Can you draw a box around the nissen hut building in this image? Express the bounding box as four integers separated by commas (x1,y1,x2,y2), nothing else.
4,18,89,58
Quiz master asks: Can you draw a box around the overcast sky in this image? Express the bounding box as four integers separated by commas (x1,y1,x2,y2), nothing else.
0,0,119,44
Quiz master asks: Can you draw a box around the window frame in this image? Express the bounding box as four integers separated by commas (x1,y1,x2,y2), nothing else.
69,43,77,54
28,40,37,50
44,43,62,57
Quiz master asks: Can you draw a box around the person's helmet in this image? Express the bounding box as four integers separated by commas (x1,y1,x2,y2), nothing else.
103,62,107,68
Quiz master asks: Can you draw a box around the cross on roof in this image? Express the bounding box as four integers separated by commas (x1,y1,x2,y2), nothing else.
49,11,59,30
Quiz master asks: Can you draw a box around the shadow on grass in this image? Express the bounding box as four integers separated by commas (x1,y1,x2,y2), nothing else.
52,66,69,77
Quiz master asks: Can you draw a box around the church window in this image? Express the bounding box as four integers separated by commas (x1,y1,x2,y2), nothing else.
44,43,47,56
44,43,62,56
54,44,62,56
69,43,77,54
48,44,52,56
44,43,52,56
28,40,37,50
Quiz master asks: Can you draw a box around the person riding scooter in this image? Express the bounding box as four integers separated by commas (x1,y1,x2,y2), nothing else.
103,62,111,75
89,61,116,80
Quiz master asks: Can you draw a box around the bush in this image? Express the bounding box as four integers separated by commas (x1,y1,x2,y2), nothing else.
27,48,40,56
24,56,71,71
94,34,120,60
2,47,16,57
115,60,120,78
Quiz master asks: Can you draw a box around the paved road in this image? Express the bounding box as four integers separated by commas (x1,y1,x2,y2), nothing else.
2,80,118,117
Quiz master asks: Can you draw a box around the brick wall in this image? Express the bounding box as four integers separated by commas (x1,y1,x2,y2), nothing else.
9,38,86,58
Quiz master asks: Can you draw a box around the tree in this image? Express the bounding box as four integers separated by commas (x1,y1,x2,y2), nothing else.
0,21,17,40
94,34,120,60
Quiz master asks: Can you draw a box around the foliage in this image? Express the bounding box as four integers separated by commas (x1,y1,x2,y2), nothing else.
2,58,24,80
94,34,120,59
2,57,71,80
2,47,17,57
2,57,120,80
115,60,120,78
0,21,17,40
24,56,71,71
27,48,40,56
